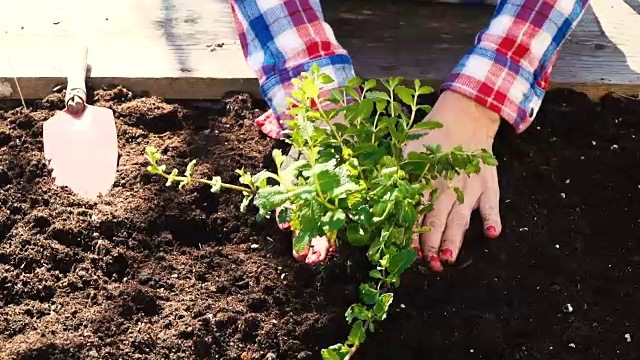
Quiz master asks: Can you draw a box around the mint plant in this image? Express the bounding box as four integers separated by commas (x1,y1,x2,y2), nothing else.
144,64,497,359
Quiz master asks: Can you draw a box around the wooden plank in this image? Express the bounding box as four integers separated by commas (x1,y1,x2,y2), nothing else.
1,0,639,100
323,0,640,99
1,0,259,99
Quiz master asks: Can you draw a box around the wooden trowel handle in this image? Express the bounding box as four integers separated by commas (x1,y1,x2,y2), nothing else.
65,45,88,115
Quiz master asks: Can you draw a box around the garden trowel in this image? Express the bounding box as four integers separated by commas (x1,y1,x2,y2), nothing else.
43,45,118,200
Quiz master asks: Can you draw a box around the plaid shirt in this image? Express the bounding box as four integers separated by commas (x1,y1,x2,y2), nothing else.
229,0,589,137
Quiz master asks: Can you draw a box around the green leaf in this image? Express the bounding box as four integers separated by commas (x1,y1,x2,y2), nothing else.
236,168,253,187
407,132,427,141
251,170,279,189
375,99,387,113
329,182,360,199
347,320,367,346
321,344,350,360
373,293,394,321
401,152,431,175
184,160,196,177
398,201,418,227
304,159,337,176
369,269,383,279
394,85,414,106
352,143,378,154
412,120,443,131
367,237,385,263
321,348,341,360
253,186,287,213
418,85,434,95
359,283,379,305
209,176,222,193
356,98,374,121
295,198,324,234
254,186,316,217
316,170,341,194
454,186,464,203
479,149,498,166
365,90,390,102
297,115,315,141
346,223,370,246
363,79,377,91
417,104,432,112
293,232,313,255
322,209,347,232
240,194,253,213
347,76,363,88
387,248,417,276
319,74,335,84
277,207,293,225
346,304,371,322
302,80,320,98
280,159,309,184
272,149,286,169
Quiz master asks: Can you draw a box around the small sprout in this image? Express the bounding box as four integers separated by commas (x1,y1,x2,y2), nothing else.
625,333,631,343
563,303,573,313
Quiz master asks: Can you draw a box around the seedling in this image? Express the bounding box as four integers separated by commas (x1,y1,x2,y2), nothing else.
145,64,497,359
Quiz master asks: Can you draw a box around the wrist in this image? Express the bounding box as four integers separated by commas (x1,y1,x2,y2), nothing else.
436,90,501,140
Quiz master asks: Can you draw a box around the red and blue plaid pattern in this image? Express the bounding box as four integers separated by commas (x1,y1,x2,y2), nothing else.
229,0,589,137
442,0,589,132
229,0,355,129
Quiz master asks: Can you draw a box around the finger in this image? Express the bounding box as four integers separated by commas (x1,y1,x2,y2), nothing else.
479,183,502,238
439,183,481,263
420,188,457,272
254,110,282,139
305,236,330,264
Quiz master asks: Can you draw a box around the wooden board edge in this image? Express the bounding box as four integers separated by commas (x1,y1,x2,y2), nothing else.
0,77,262,101
0,76,636,102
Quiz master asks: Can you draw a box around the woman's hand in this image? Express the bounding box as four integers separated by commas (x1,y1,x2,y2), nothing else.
404,90,503,272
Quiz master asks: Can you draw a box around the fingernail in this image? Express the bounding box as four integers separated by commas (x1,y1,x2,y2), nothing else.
486,225,496,235
279,222,291,230
441,248,453,261
429,256,443,272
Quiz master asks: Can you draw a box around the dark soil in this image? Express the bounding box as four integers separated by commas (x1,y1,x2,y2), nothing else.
0,86,639,360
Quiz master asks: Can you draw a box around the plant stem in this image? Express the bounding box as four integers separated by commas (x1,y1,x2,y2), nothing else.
344,344,360,360
158,172,253,193
316,195,337,210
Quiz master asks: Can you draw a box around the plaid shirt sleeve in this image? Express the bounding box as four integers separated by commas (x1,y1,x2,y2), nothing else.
230,0,589,135
229,0,355,125
441,0,589,133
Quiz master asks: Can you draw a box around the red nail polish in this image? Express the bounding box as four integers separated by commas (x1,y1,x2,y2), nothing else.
429,256,443,271
486,225,496,234
441,248,453,260
328,244,337,254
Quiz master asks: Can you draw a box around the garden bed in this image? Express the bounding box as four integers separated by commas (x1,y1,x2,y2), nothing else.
1,86,639,360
